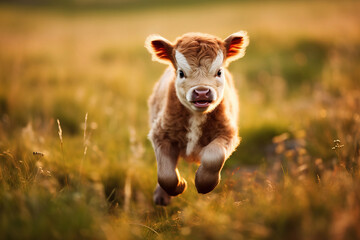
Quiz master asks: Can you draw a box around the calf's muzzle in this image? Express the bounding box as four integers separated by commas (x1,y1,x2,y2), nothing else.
190,87,214,109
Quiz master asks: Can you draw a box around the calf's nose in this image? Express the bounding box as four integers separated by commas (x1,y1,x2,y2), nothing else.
193,88,211,99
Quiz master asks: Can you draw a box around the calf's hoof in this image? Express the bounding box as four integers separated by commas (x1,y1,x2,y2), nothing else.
159,177,187,196
153,185,171,206
195,166,220,194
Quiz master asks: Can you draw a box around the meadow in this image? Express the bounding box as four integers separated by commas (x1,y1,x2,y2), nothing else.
0,1,360,239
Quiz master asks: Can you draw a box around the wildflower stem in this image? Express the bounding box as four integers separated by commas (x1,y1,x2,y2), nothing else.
79,113,88,181
57,119,68,186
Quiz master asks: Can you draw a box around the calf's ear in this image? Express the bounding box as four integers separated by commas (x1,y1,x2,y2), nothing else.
145,35,175,65
224,31,249,65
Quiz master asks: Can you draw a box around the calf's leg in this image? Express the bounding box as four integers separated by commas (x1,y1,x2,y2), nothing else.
154,141,187,202
195,138,228,194
153,183,171,206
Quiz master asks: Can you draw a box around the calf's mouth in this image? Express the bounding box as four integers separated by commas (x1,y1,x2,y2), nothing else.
191,100,212,108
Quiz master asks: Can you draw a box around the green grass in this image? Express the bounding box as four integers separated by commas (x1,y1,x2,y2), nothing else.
1,1,360,239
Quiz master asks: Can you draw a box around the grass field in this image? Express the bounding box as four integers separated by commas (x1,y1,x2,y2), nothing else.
1,1,360,239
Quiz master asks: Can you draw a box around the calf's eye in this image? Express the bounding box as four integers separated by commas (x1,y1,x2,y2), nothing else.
217,69,222,77
179,70,185,79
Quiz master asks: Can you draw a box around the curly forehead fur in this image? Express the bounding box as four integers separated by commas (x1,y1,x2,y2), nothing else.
174,33,226,68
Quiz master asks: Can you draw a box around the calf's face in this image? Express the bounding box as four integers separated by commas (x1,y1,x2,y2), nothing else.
146,32,249,113
174,49,225,113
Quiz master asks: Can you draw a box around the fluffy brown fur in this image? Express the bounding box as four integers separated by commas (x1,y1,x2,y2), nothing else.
146,32,249,205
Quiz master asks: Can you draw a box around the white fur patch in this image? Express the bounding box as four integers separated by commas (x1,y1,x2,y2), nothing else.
209,51,224,74
186,114,207,156
175,51,191,73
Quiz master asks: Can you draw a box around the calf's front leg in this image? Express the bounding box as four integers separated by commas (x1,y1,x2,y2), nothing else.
154,141,187,200
195,137,236,194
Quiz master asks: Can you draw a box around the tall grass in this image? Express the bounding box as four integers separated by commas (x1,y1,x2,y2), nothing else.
0,1,360,239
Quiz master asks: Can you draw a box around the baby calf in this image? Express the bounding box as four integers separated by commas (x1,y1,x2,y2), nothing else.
145,31,249,205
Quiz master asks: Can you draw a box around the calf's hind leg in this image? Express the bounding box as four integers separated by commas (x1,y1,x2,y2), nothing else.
153,184,171,206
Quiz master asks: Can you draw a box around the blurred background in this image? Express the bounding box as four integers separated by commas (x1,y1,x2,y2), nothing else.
0,0,359,239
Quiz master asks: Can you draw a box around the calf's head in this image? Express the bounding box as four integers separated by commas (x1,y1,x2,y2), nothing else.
146,32,249,113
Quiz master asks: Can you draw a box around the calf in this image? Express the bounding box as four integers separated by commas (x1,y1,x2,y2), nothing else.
145,32,249,205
